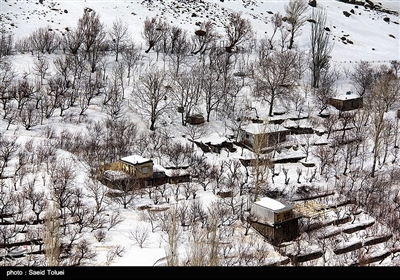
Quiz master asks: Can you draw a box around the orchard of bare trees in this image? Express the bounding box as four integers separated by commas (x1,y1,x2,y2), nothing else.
1,0,400,267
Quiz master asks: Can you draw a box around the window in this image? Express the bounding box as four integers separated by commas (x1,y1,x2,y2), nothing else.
142,166,149,174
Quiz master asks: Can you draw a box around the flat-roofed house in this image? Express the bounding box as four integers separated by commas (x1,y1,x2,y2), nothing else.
120,155,153,179
249,197,301,244
238,123,290,151
329,91,363,111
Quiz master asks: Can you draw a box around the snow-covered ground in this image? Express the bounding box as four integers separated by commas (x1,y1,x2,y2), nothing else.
0,0,400,269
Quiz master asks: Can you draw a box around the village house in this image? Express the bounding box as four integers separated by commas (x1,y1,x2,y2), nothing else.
101,154,190,189
249,197,302,244
329,91,363,111
238,123,290,151
120,155,154,179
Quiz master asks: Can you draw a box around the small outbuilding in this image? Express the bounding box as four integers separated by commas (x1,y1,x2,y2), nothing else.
329,91,363,111
249,197,301,244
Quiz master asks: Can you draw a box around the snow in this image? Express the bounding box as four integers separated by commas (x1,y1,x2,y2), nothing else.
0,0,400,269
241,123,289,134
120,155,152,165
254,196,286,211
333,91,361,100
195,133,228,145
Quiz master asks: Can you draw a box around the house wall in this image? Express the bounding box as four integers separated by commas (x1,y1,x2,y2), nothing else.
239,129,287,151
266,131,288,146
273,219,300,243
250,204,275,224
254,133,270,150
274,210,295,223
330,97,363,111
250,221,275,242
251,203,295,225
239,129,255,149
249,219,300,244
121,161,154,179
99,161,122,173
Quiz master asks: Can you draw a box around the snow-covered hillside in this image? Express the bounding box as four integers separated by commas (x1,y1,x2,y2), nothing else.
0,0,400,270
1,0,399,61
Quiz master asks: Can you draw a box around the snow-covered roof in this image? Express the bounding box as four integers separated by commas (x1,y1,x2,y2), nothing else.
281,119,298,129
332,92,361,100
254,197,287,211
153,164,189,177
195,133,229,145
121,155,152,165
240,123,289,134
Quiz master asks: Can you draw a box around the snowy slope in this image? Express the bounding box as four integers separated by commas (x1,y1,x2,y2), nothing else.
0,0,400,268
1,0,399,62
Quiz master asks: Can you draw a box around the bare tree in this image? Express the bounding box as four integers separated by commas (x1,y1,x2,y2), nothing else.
12,78,34,110
348,61,376,97
0,134,19,178
284,0,309,50
85,178,109,215
23,180,47,224
77,8,107,72
107,211,125,231
103,117,139,162
103,80,124,120
253,49,302,116
369,71,394,177
162,141,195,168
374,65,400,112
29,26,59,55
190,157,216,192
19,101,41,131
309,8,333,88
0,57,15,107
48,160,77,229
266,13,284,50
109,176,140,209
121,40,142,86
0,28,13,57
61,27,83,55
312,66,340,115
109,17,129,61
223,11,253,53
200,62,224,122
132,66,171,131
192,20,219,55
142,17,167,53
168,27,191,76
164,206,182,266
129,224,150,248
67,239,97,266
171,67,201,126
32,55,49,87
43,203,61,266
